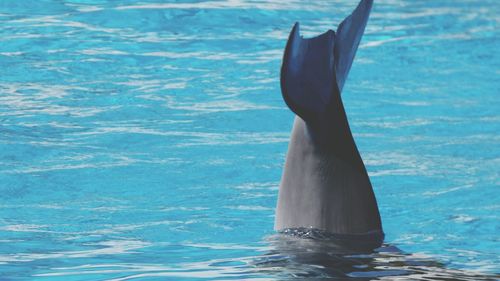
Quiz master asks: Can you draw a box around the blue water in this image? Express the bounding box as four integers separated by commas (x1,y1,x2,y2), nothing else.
0,0,499,280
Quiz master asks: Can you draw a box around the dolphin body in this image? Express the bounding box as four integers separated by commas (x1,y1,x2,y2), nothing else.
275,0,383,243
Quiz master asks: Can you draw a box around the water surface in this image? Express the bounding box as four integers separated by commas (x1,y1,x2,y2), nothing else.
0,0,499,280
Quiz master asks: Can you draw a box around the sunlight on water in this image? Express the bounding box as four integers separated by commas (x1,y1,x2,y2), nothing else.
0,0,499,280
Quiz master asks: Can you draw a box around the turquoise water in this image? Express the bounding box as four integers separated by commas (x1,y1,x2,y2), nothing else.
0,0,499,280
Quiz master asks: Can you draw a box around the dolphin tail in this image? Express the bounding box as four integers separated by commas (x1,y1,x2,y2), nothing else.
276,0,382,236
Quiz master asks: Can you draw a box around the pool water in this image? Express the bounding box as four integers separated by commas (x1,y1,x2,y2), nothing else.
0,0,499,280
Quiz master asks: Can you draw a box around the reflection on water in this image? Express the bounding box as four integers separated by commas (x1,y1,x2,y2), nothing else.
31,231,500,280
256,231,499,280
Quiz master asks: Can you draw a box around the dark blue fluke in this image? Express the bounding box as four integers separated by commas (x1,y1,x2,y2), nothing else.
281,0,373,113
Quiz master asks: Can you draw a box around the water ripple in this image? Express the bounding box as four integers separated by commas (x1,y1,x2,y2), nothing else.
0,0,498,279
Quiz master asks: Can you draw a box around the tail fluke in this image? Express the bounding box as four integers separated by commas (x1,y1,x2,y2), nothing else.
280,0,373,126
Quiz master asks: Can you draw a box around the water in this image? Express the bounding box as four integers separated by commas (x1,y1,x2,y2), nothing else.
0,0,499,280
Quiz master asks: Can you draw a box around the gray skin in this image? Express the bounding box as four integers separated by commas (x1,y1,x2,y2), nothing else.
274,116,382,235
